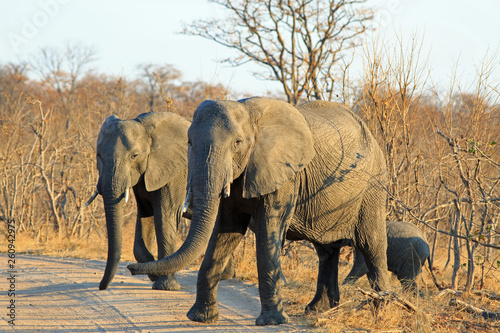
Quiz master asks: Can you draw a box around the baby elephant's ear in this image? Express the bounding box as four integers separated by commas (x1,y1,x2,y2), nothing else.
140,112,190,192
241,98,315,199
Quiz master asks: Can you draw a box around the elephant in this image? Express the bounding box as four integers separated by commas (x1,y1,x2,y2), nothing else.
343,221,435,292
86,111,235,291
128,97,390,325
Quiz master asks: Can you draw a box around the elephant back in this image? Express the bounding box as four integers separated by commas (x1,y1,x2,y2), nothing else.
297,101,386,178
292,101,388,241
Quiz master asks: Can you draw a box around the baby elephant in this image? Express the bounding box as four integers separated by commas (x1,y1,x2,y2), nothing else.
343,221,431,291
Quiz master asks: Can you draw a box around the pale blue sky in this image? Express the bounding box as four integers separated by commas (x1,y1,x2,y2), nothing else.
1,0,499,96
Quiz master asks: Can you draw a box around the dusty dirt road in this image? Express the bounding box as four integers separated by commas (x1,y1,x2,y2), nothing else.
1,254,312,332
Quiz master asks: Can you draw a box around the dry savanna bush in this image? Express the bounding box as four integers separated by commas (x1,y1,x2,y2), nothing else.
1,39,499,332
353,35,500,292
0,53,229,245
233,36,500,331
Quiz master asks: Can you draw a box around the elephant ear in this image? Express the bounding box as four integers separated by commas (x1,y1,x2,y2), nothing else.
137,112,190,192
241,98,315,199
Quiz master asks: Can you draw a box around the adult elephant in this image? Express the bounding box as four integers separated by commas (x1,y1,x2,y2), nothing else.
128,98,390,325
87,112,235,291
343,221,439,292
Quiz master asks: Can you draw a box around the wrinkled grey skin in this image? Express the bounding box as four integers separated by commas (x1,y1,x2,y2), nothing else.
343,221,430,292
93,112,235,291
94,112,190,291
128,98,390,325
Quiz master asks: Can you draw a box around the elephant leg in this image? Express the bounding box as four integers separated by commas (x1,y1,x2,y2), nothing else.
253,187,297,326
305,245,340,313
396,260,421,294
359,242,390,293
187,208,249,323
342,248,369,285
398,275,418,294
356,188,391,293
221,255,236,280
152,211,181,291
133,215,157,282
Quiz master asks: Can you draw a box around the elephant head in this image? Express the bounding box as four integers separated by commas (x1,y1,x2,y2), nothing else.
91,112,187,290
128,97,314,275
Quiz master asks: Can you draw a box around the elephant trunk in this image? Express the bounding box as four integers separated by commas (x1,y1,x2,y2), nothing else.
128,187,220,276
99,165,131,290
99,195,125,290
128,154,224,276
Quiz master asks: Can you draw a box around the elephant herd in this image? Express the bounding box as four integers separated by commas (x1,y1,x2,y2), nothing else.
85,97,435,326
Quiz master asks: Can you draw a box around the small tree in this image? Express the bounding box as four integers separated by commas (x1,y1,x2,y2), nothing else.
183,0,374,104
137,63,182,112
30,43,96,129
31,42,96,97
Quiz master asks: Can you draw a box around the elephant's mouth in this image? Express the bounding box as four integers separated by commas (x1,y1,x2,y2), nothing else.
180,184,229,220
181,166,232,220
84,187,131,207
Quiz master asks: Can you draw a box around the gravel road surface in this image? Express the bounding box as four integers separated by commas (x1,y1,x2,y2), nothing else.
1,255,310,332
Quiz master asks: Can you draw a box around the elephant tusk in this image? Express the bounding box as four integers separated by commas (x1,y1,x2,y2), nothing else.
223,182,230,198
223,166,232,199
84,189,99,207
124,188,130,203
182,188,192,214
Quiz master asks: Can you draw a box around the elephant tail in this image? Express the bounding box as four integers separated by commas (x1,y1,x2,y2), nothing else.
426,256,443,290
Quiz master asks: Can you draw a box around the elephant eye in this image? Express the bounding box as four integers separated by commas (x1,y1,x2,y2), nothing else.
131,153,139,159
235,138,243,147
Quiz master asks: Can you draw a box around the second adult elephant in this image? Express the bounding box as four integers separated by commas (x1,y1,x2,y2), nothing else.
86,111,234,291
128,97,390,325
343,221,437,291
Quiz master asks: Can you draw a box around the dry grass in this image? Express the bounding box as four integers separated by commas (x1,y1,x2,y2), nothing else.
4,228,499,332
231,233,500,332
1,37,500,332
3,220,135,262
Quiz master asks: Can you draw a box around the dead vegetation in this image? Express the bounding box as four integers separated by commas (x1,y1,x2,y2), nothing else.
1,36,499,332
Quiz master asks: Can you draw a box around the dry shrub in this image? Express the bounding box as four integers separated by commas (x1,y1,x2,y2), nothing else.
260,33,499,331
0,52,229,245
353,32,500,292
10,207,137,262
1,38,499,332
275,243,500,332
232,232,259,282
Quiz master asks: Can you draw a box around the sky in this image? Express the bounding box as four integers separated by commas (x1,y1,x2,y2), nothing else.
1,0,499,97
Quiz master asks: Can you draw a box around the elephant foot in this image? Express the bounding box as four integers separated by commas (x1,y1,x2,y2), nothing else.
220,263,236,280
187,302,219,323
152,274,181,291
341,276,357,286
256,310,289,326
305,297,337,314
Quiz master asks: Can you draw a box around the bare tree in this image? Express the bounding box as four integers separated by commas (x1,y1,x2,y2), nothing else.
182,0,374,104
31,42,96,97
30,42,96,129
136,63,182,111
